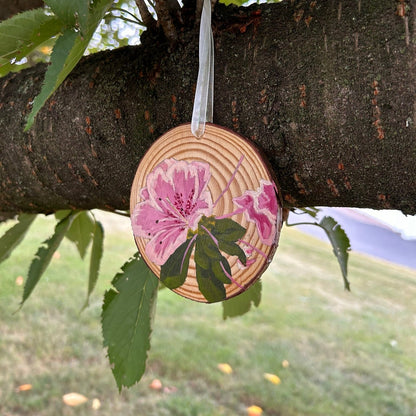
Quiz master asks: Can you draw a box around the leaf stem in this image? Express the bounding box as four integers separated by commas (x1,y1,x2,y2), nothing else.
220,261,244,290
200,225,218,246
215,207,244,220
109,7,145,24
180,234,197,274
213,155,244,208
238,239,268,260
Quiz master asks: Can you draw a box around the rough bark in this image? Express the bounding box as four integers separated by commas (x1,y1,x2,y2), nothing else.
1,0,415,215
0,0,43,21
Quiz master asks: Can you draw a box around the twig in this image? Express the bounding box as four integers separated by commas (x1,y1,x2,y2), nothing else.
135,0,157,29
155,0,178,45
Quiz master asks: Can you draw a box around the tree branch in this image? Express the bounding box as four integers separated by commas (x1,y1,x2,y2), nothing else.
135,0,157,29
155,0,178,45
0,1,415,215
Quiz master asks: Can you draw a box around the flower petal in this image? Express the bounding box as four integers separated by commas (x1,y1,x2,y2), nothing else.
145,226,188,265
233,193,276,246
132,201,176,238
258,181,278,214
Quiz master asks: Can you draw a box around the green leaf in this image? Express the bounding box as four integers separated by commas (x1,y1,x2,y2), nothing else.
0,214,36,263
45,0,89,34
21,213,75,306
218,0,248,6
25,28,78,130
222,280,262,319
55,210,72,220
218,240,246,266
25,0,114,130
82,220,104,309
0,8,62,77
196,262,226,303
194,234,222,269
102,253,159,390
210,218,246,242
318,216,351,290
65,211,95,259
160,237,196,289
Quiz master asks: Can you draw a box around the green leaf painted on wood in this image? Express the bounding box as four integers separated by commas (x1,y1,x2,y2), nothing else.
45,0,89,34
222,280,262,319
21,213,75,306
25,0,114,130
0,8,62,77
0,214,36,263
102,253,159,390
319,216,351,290
65,211,95,259
196,261,226,303
210,218,246,242
82,220,104,309
160,237,196,289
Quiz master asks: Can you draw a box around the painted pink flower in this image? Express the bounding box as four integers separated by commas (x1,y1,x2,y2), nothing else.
132,158,213,265
233,180,278,246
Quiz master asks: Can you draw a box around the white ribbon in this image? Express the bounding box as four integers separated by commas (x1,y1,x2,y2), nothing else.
191,0,214,138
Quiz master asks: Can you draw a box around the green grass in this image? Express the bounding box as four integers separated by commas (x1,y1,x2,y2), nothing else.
0,212,416,416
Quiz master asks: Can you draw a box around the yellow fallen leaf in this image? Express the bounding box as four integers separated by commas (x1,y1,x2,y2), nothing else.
282,359,290,368
15,276,24,286
149,378,162,390
217,363,233,374
40,46,52,55
92,398,101,410
17,384,32,392
247,405,263,416
264,372,281,385
62,392,88,407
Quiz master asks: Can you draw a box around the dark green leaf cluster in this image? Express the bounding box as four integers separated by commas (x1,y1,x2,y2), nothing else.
161,215,247,303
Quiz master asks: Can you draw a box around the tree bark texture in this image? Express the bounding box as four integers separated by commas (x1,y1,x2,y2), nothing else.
1,0,415,215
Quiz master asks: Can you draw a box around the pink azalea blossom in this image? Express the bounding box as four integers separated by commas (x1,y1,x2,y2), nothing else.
233,180,278,246
132,158,213,265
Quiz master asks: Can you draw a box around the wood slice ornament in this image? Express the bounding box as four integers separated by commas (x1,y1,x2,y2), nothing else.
130,123,283,303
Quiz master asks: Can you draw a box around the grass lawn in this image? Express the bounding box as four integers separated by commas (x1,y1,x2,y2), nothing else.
0,212,415,416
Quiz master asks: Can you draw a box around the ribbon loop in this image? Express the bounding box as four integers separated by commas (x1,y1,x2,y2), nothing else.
191,0,214,138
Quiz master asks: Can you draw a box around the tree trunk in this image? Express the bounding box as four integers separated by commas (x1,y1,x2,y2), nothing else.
1,0,415,215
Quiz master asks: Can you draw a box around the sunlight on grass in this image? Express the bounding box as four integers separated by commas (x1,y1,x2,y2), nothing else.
0,212,415,415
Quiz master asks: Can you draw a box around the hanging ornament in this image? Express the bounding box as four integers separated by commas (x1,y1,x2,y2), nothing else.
130,0,283,303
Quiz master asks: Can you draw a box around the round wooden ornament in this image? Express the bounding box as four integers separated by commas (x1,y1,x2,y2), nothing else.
130,123,283,303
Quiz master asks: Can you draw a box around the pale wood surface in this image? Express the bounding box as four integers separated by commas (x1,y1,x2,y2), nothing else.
130,123,282,302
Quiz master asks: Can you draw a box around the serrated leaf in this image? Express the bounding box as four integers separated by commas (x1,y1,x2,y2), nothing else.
318,216,351,290
0,214,36,263
65,211,95,259
25,0,114,130
160,237,196,289
222,280,262,319
21,213,75,306
25,28,78,130
45,0,89,35
102,253,159,390
82,220,104,309
0,8,62,77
